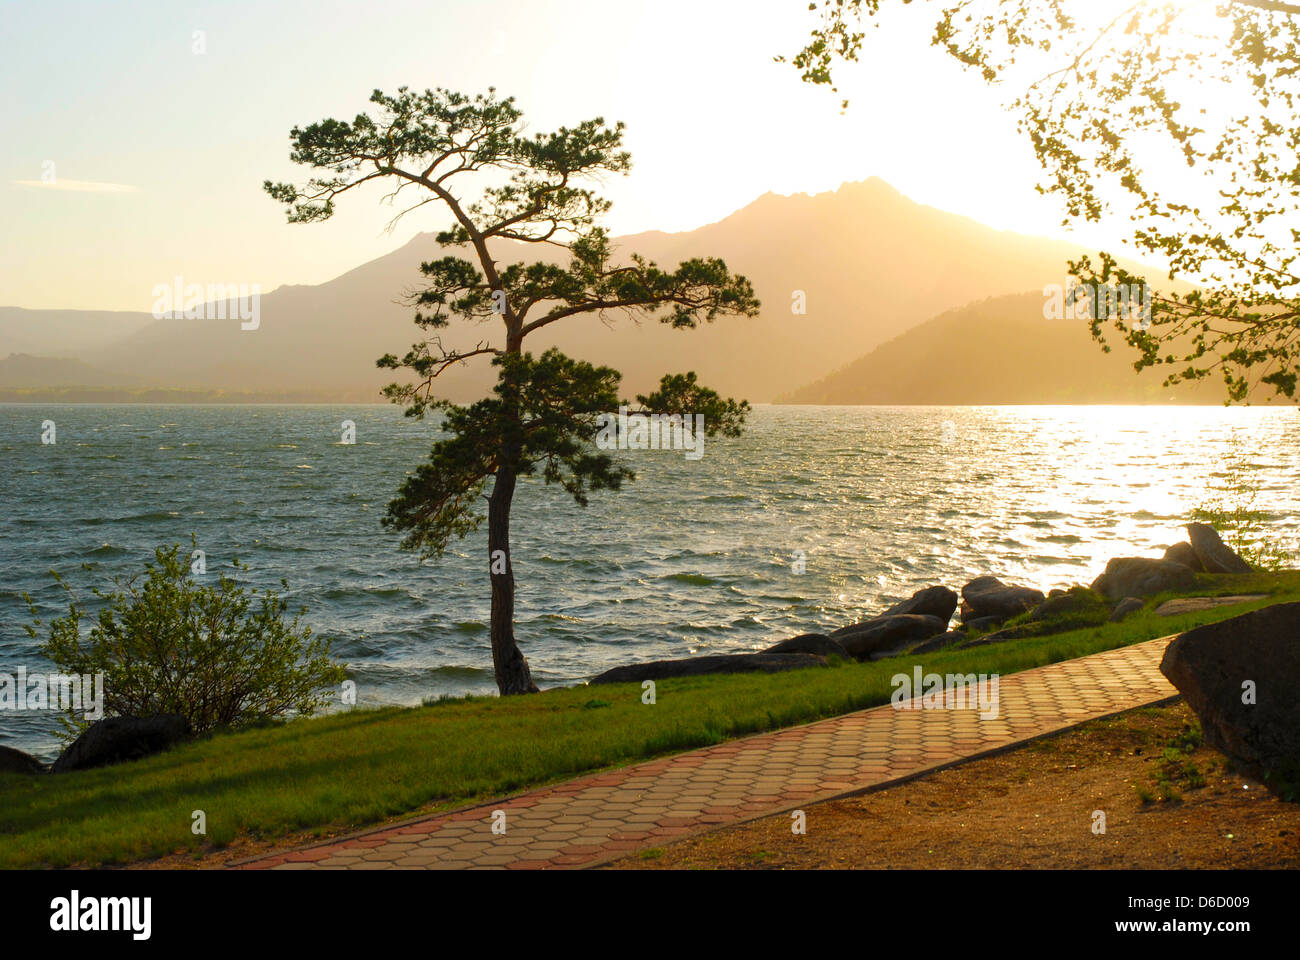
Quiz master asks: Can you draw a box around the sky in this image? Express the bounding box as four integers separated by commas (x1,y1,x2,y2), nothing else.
0,0,1132,312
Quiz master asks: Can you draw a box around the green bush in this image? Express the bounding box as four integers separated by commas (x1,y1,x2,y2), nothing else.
25,541,347,739
1191,441,1293,571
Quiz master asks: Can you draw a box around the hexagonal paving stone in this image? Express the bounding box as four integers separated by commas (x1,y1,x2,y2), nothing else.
235,636,1177,871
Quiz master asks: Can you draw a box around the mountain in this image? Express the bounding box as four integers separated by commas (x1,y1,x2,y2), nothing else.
779,291,1289,404
0,179,1140,403
0,353,140,389
0,308,156,358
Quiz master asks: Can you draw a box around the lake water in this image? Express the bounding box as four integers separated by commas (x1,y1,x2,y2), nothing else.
3,403,1298,760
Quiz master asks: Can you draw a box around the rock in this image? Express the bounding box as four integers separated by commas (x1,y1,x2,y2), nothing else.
1163,542,1205,572
964,615,1003,633
1028,589,1093,622
1109,597,1146,622
1187,522,1253,574
865,630,966,660
881,585,958,623
906,631,967,655
955,634,1001,650
960,576,1045,621
0,745,46,775
1090,557,1195,600
978,630,1016,643
589,653,827,685
829,614,949,660
763,633,851,660
51,715,192,774
1154,595,1269,617
1159,603,1300,783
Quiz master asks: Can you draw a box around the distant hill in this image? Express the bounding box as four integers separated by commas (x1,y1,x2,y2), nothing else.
0,353,140,389
0,308,156,358
780,291,1292,405
0,179,1146,403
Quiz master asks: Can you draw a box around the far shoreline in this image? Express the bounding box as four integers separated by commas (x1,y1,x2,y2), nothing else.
2,397,1298,408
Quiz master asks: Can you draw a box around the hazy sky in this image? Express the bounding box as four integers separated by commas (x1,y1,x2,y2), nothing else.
0,0,1127,311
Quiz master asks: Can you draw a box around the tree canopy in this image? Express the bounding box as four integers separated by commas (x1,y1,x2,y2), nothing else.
787,0,1300,401
267,87,758,691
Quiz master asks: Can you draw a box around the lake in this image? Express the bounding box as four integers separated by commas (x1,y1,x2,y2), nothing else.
3,403,1297,759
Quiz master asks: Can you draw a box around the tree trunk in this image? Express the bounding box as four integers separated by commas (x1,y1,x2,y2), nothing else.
487,450,538,695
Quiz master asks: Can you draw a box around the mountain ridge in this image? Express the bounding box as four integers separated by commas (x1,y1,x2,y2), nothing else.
1,178,1168,403
779,291,1293,405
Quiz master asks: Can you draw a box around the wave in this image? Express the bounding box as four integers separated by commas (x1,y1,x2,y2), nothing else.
659,572,721,586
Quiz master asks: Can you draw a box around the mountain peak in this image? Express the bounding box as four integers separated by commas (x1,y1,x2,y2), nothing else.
836,176,901,197
745,177,902,207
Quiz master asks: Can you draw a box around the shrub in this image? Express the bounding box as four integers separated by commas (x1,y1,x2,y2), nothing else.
1191,444,1292,572
25,540,348,738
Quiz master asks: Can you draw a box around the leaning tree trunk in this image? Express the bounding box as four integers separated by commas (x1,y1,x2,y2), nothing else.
487,448,538,695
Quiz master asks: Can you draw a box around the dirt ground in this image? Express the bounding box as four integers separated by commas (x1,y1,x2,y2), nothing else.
603,702,1300,870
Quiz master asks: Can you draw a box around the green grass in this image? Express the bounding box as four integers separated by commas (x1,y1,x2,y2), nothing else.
1137,716,1208,804
2,571,1297,869
974,584,1115,640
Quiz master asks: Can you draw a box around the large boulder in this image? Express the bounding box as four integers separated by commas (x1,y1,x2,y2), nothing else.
960,576,1045,621
1159,603,1300,783
1163,542,1205,572
830,614,948,660
1187,522,1253,574
0,745,46,775
763,633,851,660
881,585,958,623
589,653,826,685
1090,557,1195,600
51,715,192,774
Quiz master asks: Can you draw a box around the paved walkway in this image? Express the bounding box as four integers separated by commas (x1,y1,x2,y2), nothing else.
237,636,1179,870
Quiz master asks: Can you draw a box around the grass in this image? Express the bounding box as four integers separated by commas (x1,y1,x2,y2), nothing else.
2,571,1297,869
970,585,1114,640
1134,715,1208,804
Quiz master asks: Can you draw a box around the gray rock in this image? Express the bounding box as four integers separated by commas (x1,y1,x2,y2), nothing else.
1154,594,1269,617
589,653,827,685
964,615,1004,633
0,745,46,775
763,633,851,660
881,585,958,623
960,576,1045,620
1187,522,1253,574
51,715,191,773
1028,589,1093,622
1159,603,1300,783
1091,557,1195,600
1163,542,1205,572
830,614,949,660
1109,597,1146,622
955,634,1002,650
906,630,967,655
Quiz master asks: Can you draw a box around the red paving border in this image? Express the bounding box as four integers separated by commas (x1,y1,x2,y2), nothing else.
234,636,1178,870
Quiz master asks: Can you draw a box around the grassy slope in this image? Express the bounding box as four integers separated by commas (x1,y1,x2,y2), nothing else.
2,572,1296,869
